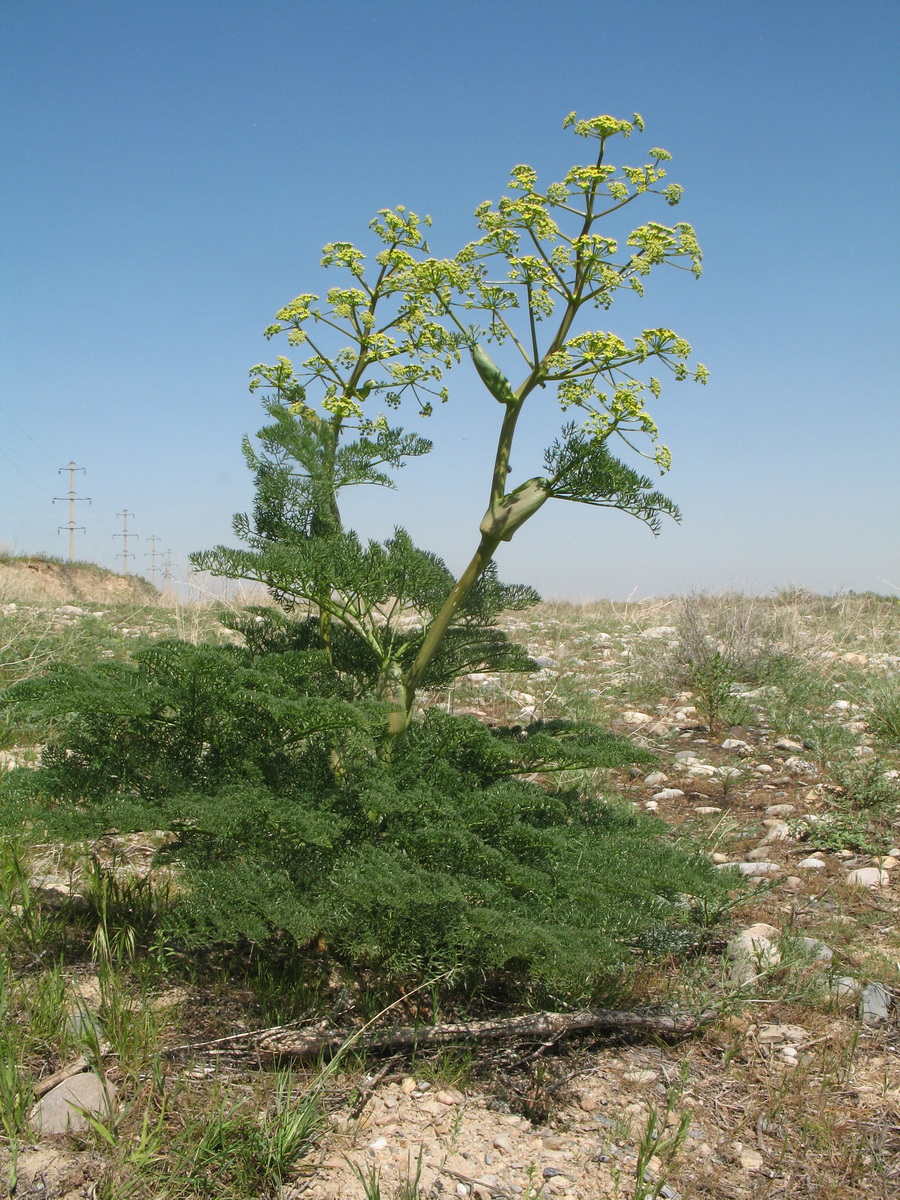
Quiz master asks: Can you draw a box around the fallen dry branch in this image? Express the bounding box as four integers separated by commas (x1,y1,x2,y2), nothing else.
242,1006,710,1061
33,1055,90,1097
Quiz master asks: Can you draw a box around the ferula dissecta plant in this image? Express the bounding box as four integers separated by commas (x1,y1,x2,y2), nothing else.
194,112,707,740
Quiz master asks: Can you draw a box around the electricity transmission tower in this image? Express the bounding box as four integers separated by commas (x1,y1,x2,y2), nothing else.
54,462,90,561
114,510,138,574
145,534,161,587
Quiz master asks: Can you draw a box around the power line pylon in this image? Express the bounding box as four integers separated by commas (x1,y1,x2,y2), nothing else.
145,534,160,588
162,549,175,582
53,462,91,561
114,510,138,575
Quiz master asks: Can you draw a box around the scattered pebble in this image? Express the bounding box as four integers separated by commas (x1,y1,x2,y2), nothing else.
739,1149,764,1171
774,737,805,752
798,856,827,871
799,936,833,963
831,976,862,1000
623,1069,657,1084
735,861,780,876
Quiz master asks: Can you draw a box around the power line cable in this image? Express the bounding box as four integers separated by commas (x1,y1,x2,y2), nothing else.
0,403,62,465
0,444,57,497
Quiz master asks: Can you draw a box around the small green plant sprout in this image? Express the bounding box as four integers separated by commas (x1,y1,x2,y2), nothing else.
630,1088,691,1200
716,762,748,801
195,112,705,743
0,1030,31,1194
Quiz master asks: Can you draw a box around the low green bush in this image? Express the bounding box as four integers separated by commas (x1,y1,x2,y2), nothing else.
0,636,730,1001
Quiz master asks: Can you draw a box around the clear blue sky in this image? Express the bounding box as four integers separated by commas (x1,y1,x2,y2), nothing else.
2,0,898,599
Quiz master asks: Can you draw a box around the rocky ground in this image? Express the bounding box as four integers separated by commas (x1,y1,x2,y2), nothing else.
2,593,899,1198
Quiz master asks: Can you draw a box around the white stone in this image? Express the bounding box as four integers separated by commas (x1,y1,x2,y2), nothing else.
799,936,833,963
784,755,817,776
798,856,827,871
846,867,890,888
644,801,659,812
643,772,669,786
721,738,750,752
673,750,699,762
743,922,781,941
31,1073,117,1135
727,925,781,985
621,710,652,725
860,983,892,1023
686,764,717,777
694,805,722,814
830,976,861,1000
623,1069,658,1084
652,788,684,801
774,737,805,752
745,847,773,862
735,861,780,876
761,820,790,843
758,1022,808,1044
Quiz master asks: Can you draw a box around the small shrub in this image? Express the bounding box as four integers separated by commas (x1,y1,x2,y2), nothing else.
0,639,730,1002
868,680,900,748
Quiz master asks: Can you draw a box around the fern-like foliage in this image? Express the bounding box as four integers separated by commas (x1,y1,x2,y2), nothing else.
0,638,731,998
237,395,432,544
196,529,539,695
0,641,377,799
544,423,681,533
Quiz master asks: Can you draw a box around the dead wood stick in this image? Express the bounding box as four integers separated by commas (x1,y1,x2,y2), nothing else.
348,1057,402,1119
33,1056,90,1097
253,1007,711,1061
440,1165,516,1198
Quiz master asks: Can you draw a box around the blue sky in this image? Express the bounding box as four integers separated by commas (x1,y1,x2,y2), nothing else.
1,0,898,600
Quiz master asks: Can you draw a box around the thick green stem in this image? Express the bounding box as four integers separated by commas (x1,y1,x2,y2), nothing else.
374,660,410,758
402,533,501,716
